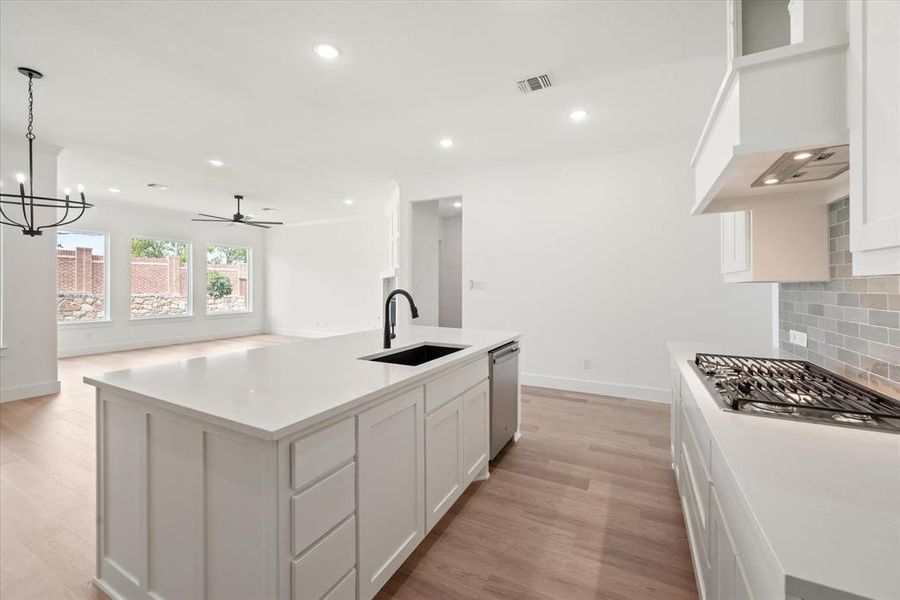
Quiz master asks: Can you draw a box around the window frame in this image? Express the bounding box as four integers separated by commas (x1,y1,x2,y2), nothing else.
204,243,252,316
56,227,112,326
128,235,193,321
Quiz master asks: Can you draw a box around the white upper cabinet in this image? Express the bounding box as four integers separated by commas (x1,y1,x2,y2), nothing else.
720,204,829,282
847,0,900,275
692,0,849,216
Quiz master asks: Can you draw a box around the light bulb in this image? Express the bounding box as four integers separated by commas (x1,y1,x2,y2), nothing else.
15,172,26,184
64,187,71,195
77,184,84,192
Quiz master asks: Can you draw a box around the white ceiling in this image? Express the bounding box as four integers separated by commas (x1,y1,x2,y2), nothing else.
0,1,725,223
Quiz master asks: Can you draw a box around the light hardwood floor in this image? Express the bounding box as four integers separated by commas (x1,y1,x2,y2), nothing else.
0,336,696,600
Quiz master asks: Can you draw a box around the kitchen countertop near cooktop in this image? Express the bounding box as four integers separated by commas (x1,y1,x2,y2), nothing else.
668,341,900,600
85,326,519,441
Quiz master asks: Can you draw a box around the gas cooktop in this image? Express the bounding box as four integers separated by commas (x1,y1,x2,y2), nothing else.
693,353,900,433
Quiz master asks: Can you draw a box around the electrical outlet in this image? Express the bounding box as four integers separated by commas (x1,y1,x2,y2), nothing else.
469,280,488,291
582,358,592,370
789,330,808,348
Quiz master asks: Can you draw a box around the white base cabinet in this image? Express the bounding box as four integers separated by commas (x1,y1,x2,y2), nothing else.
424,395,464,531
95,355,496,600
358,388,426,600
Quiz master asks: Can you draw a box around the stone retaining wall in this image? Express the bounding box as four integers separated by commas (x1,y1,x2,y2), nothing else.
57,293,248,321
57,293,105,321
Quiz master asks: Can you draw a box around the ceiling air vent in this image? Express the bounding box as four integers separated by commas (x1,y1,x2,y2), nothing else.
516,74,552,94
145,183,172,190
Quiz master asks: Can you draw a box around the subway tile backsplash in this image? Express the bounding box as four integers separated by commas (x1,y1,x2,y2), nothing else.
779,198,900,400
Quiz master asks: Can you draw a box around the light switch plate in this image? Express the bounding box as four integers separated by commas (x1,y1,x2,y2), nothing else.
789,330,808,348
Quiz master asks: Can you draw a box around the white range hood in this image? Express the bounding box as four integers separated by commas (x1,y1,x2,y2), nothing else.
691,0,850,214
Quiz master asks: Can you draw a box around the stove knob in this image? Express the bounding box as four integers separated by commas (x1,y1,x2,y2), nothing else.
736,381,753,395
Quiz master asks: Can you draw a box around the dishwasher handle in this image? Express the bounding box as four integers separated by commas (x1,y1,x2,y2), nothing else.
491,343,519,364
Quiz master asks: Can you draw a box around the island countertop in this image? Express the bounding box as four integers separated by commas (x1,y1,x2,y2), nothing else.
85,326,520,441
668,341,900,600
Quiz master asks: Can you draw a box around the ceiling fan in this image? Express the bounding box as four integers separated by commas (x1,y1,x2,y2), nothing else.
192,195,283,228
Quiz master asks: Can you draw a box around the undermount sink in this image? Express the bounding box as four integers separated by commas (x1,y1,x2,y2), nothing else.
362,343,468,366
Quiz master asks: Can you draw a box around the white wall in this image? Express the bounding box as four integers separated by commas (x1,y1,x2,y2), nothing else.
397,144,773,401
265,217,385,337
56,199,266,357
410,201,440,326
0,138,61,401
439,214,462,327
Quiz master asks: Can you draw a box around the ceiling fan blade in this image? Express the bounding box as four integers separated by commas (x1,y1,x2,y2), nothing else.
240,221,270,229
243,220,283,225
192,218,233,222
197,213,231,220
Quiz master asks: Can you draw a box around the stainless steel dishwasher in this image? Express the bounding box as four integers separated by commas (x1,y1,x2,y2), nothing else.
489,341,519,459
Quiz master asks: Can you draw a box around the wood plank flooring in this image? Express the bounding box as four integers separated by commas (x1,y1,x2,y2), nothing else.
0,336,696,600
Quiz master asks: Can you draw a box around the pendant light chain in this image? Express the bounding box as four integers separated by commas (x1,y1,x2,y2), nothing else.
26,73,35,143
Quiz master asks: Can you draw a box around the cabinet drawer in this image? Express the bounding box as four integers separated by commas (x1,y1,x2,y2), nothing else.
292,516,356,600
323,568,356,600
292,462,356,555
291,417,355,490
425,357,488,413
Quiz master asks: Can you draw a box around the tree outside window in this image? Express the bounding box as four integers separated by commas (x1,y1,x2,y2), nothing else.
206,245,250,314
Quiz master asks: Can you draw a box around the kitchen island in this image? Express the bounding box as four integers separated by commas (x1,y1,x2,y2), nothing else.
86,326,520,600
668,342,900,600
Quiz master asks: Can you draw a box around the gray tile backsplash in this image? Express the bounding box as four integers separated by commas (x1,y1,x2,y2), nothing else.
779,198,900,400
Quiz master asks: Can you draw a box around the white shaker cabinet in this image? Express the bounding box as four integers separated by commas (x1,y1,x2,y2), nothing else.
848,0,900,275
461,380,490,484
357,387,425,600
424,396,464,531
719,205,829,283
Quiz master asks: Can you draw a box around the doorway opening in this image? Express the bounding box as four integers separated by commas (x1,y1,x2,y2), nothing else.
410,196,462,328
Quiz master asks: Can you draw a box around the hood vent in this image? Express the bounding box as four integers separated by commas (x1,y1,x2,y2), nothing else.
517,74,552,94
751,145,849,187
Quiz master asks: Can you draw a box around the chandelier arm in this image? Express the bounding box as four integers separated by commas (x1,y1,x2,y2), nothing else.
40,200,71,230
0,194,95,208
0,203,26,228
45,203,86,230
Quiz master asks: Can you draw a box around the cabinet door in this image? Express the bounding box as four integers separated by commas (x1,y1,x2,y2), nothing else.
848,0,900,275
358,388,425,600
709,487,738,600
462,380,489,484
721,211,750,275
425,396,464,532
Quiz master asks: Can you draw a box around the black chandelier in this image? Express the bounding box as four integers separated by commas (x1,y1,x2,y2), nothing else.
0,67,93,236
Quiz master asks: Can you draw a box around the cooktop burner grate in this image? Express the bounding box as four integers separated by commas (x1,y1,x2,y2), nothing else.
693,353,900,432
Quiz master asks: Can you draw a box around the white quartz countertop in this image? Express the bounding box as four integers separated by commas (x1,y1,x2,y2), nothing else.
86,327,519,441
668,342,900,600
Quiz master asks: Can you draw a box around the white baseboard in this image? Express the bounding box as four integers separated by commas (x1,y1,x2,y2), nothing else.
57,328,266,358
521,373,670,404
0,379,61,403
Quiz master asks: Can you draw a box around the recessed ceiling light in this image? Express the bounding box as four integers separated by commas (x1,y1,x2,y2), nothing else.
146,183,172,190
453,201,462,208
439,138,454,148
208,159,224,167
763,178,780,185
314,43,340,60
108,187,120,193
344,198,355,205
261,207,279,212
792,152,813,161
569,109,588,122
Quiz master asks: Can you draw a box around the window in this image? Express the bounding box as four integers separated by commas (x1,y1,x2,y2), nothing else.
130,237,190,318
57,230,108,323
206,245,250,314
